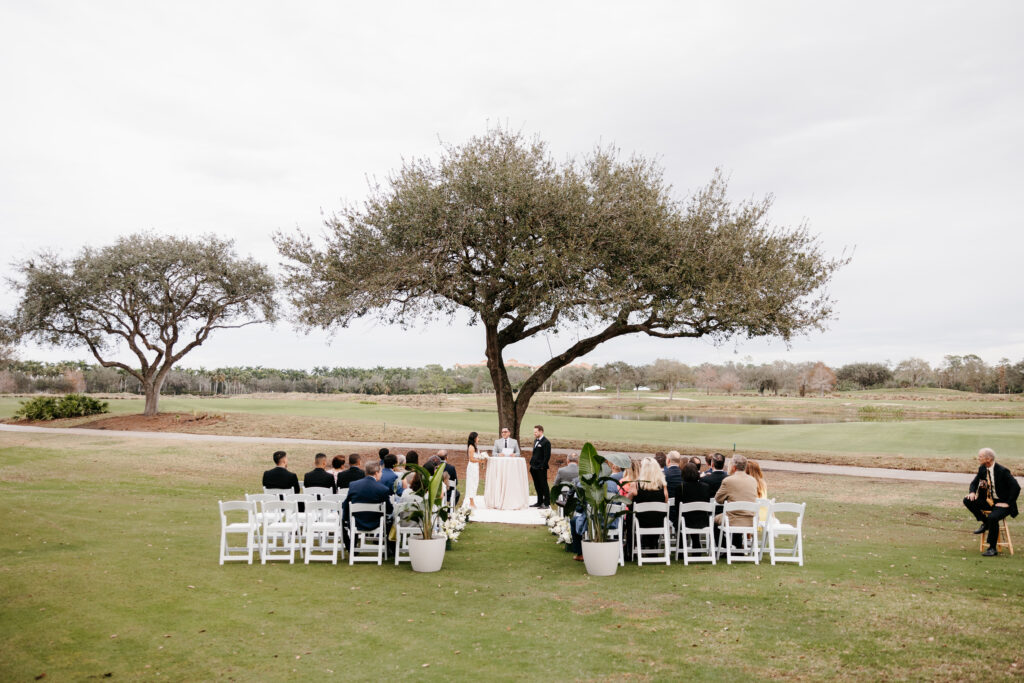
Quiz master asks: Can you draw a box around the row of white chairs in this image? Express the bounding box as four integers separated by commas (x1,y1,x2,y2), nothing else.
220,489,448,567
589,499,805,567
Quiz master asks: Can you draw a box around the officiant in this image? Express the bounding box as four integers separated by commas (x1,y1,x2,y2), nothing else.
493,427,521,456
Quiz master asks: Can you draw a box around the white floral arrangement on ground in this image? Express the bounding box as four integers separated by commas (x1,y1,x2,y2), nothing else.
442,505,471,542
549,517,572,545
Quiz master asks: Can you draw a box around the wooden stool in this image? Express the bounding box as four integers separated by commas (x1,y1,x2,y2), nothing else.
979,516,1014,555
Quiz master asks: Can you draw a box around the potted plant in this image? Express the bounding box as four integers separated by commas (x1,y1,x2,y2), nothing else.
549,442,631,576
402,463,450,572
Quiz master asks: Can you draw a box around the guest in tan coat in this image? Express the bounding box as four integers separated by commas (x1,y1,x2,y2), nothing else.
714,454,758,526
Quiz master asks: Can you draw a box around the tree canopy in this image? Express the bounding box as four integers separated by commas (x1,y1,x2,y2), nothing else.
276,129,848,437
5,233,277,415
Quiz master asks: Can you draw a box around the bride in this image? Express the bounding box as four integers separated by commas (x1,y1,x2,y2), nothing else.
463,431,488,508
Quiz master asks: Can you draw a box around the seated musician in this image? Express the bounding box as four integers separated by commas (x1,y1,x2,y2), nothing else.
963,448,1020,556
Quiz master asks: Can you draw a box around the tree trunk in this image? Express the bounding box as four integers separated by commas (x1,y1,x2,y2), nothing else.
485,324,520,438
143,382,160,416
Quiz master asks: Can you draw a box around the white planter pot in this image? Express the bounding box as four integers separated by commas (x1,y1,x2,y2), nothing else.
409,537,447,573
581,541,619,576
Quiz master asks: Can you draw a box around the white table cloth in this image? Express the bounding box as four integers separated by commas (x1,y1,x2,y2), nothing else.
484,456,529,510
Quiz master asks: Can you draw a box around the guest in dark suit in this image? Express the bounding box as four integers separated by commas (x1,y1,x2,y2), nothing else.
964,447,1020,556
380,453,399,493
530,425,552,508
679,462,712,547
553,453,580,509
342,462,393,533
303,453,338,493
436,450,460,506
262,451,299,493
336,453,365,490
664,451,684,521
378,447,389,464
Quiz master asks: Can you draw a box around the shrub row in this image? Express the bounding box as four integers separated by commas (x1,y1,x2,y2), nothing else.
13,394,110,421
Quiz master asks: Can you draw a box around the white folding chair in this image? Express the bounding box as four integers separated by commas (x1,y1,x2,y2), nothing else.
719,501,761,564
218,500,258,564
348,503,387,565
666,497,677,554
304,487,334,501
264,487,294,500
603,502,627,567
676,501,716,565
304,500,344,564
394,523,422,565
632,502,671,566
261,500,299,564
766,502,805,566
285,493,315,555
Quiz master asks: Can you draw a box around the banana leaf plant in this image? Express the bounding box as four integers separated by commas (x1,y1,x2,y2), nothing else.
549,442,631,543
402,463,449,540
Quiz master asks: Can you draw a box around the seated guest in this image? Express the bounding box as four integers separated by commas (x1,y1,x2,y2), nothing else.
702,454,714,475
619,461,640,497
380,453,399,493
437,450,458,485
405,451,420,467
633,457,669,549
395,472,422,526
378,447,389,464
654,452,667,470
262,451,299,493
394,453,407,476
342,461,393,532
679,462,712,547
303,453,338,493
553,453,580,508
664,451,684,519
327,455,345,482
964,447,1020,557
423,454,442,475
702,453,728,501
690,456,702,469
336,453,365,490
714,454,758,546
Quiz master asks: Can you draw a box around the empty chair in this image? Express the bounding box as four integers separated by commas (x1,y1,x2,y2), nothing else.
304,487,334,501
766,502,806,566
348,502,387,565
218,500,259,565
676,501,716,565
304,500,344,564
719,501,761,564
632,502,671,566
261,500,300,564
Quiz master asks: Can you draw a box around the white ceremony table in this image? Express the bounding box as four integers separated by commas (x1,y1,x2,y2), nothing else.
484,456,529,510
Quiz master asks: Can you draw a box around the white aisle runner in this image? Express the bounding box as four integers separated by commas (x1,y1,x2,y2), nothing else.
467,496,546,525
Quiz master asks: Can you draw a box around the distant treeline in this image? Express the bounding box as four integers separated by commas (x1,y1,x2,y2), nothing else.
2,354,1023,397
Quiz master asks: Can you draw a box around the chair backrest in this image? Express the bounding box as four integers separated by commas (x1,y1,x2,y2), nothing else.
321,493,346,504
304,487,333,500
677,501,715,528
349,502,385,529
219,500,256,519
263,500,297,516
633,502,668,515
722,501,760,523
770,502,805,527
246,493,277,504
307,500,341,521
285,492,315,505
264,488,293,500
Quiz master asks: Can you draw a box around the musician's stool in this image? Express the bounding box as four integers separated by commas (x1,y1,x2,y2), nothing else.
979,516,1013,555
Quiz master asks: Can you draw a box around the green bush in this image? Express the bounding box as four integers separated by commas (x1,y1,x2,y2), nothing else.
14,394,110,421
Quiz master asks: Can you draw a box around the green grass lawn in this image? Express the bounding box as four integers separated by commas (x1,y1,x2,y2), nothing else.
1,431,1022,680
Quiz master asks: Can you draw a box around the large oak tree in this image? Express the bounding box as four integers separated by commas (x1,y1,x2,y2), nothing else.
5,233,277,415
276,129,848,438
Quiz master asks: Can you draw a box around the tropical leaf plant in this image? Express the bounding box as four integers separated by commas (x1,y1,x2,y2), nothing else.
403,463,450,540
549,442,631,543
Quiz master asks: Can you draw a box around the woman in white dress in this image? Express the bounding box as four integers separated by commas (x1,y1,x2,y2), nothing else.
463,431,487,508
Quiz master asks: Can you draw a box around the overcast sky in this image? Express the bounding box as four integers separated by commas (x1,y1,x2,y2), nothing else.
1,1,1021,372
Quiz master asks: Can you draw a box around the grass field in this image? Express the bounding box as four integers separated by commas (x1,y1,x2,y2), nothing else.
2,391,1021,471
2,430,1023,680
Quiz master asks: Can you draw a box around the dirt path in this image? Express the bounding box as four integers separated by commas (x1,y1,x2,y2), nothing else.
4,423,1014,486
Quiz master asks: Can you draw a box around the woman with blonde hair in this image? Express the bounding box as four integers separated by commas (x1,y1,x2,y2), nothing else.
633,457,669,550
746,459,769,522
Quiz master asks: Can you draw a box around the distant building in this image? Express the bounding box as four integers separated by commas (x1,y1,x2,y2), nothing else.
583,385,605,392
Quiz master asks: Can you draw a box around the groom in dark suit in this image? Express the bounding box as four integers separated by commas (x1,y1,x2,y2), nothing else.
529,425,552,508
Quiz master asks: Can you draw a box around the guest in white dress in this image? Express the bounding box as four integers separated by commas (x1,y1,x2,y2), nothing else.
463,431,488,508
